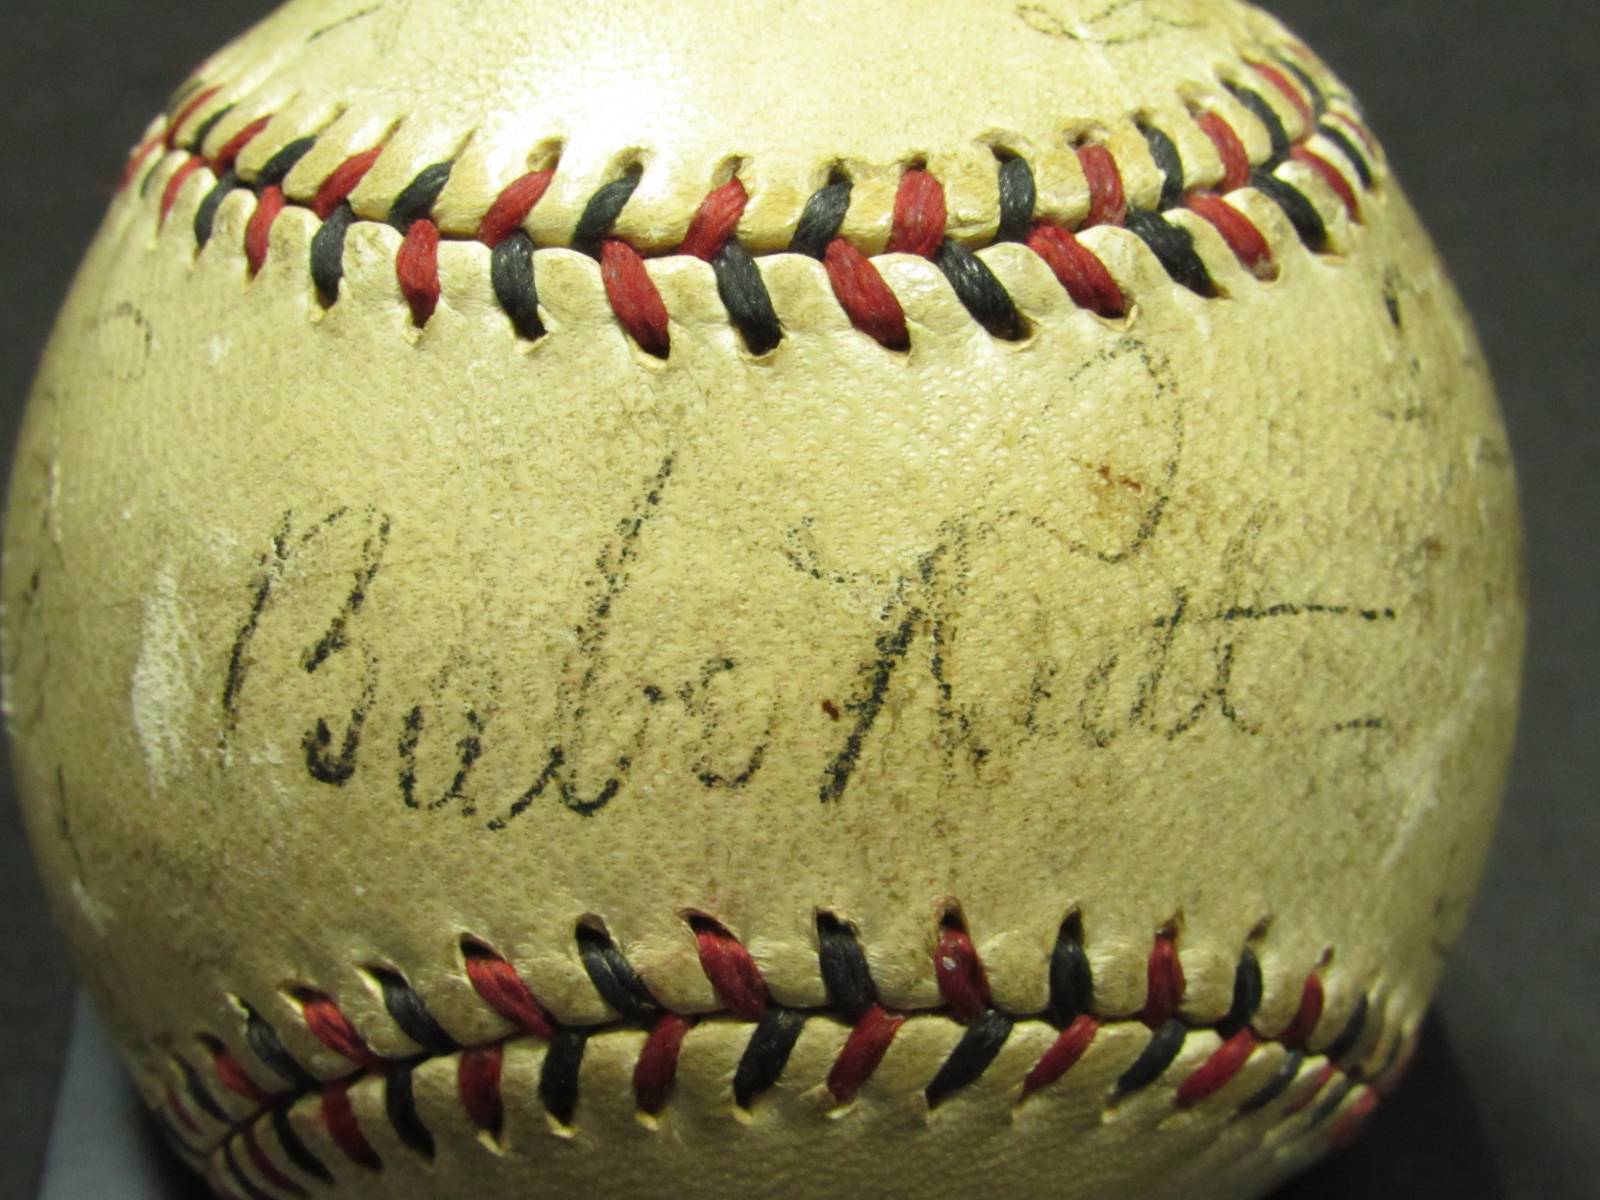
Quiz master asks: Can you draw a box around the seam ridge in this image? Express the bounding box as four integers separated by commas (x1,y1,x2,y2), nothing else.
151,912,1412,1196
126,50,1379,359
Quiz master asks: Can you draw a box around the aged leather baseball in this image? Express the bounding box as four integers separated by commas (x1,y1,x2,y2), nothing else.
3,1,1523,1197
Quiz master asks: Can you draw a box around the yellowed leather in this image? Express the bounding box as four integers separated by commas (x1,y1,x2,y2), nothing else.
3,1,1523,1197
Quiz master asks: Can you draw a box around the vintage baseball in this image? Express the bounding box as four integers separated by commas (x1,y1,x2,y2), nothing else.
3,1,1523,1196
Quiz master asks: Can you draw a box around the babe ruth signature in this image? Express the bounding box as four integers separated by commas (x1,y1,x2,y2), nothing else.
216,449,1400,826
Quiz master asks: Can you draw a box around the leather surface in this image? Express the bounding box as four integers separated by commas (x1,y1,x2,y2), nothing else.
2,2,1524,1198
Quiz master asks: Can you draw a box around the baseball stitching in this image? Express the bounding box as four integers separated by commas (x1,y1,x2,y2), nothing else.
154,910,1406,1200
122,52,1377,361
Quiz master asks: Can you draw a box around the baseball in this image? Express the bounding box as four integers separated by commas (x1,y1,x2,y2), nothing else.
3,1,1523,1197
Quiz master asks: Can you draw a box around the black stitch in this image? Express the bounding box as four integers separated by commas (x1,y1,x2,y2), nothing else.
817,914,876,1022
243,1003,318,1091
258,136,318,188
790,176,852,258
372,968,458,1054
1316,123,1374,189
1140,125,1186,209
733,1009,808,1108
272,1106,333,1185
311,203,356,304
1220,948,1264,1037
175,1055,229,1123
924,1011,1013,1109
188,104,235,154
712,238,784,355
193,170,240,248
388,161,454,231
1114,1018,1187,1098
576,925,660,1021
1126,209,1216,296
934,241,1026,340
385,1060,435,1159
223,1142,281,1200
1310,1075,1357,1126
490,231,545,339
1322,995,1370,1065
1251,170,1329,252
1278,59,1329,116
572,165,643,255
1048,914,1094,1026
996,155,1037,242
540,1029,588,1125
1227,84,1292,163
1236,1050,1303,1115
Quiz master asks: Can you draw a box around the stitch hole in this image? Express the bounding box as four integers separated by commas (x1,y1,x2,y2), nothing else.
710,154,749,189
523,138,564,174
1063,124,1110,149
458,934,497,960
935,900,969,935
575,913,611,940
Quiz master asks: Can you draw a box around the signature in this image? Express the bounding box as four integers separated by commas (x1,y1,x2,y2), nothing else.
218,454,1401,826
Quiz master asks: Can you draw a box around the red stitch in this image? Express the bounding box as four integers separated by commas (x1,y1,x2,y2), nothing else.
694,923,771,1021
205,1038,275,1106
245,185,287,275
320,1082,382,1170
1025,222,1126,317
827,1004,905,1105
213,116,273,173
165,1084,202,1136
1330,1086,1380,1148
477,168,556,248
457,1044,505,1133
1280,972,1325,1048
312,146,384,220
118,135,163,193
1284,1062,1337,1116
159,157,206,227
1077,144,1128,227
823,238,910,350
1193,111,1253,193
600,238,671,356
679,178,749,261
1291,146,1360,218
935,923,992,1022
887,169,947,258
463,946,556,1039
295,990,388,1071
1176,1028,1258,1108
243,1126,307,1197
634,1012,693,1115
397,220,443,327
1185,193,1275,276
165,86,220,150
1141,927,1186,1028
1020,1013,1100,1099
1251,61,1316,131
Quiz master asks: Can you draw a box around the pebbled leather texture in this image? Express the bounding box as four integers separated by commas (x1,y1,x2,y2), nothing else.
2,2,1523,1198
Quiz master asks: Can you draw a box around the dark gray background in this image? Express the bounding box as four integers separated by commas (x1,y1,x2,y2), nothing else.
1,3,1594,1198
